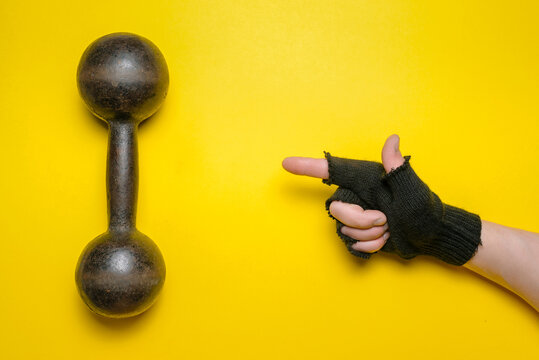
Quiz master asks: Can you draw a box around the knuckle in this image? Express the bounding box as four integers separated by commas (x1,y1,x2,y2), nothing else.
349,215,368,228
373,226,386,238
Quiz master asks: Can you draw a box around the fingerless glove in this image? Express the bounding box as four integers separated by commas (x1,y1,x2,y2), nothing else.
323,153,482,265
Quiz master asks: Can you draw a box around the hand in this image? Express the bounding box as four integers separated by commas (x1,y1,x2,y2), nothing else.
282,134,405,253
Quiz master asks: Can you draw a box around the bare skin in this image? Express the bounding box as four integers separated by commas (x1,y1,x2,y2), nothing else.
282,135,539,311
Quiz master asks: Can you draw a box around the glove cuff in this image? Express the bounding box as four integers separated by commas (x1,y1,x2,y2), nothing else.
422,205,482,265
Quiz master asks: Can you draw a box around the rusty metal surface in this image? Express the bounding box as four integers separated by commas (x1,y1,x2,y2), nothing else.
75,33,168,318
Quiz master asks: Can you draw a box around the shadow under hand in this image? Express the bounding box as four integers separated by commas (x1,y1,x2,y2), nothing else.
411,256,538,315
460,266,538,315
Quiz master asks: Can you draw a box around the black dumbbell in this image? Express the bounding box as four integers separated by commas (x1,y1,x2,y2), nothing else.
75,33,168,318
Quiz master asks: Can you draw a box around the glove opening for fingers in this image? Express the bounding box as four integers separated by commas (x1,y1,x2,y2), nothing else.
325,188,377,259
335,221,373,259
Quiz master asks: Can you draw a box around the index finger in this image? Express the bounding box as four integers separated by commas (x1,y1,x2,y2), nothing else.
282,157,329,179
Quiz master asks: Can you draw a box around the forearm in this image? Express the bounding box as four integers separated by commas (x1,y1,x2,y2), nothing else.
464,220,539,311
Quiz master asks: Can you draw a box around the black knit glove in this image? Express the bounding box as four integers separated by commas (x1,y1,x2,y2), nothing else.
323,153,482,265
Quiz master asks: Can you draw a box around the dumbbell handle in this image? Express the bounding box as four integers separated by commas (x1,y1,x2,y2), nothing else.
107,121,138,232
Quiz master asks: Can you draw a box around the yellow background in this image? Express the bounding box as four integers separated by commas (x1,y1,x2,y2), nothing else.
1,0,538,358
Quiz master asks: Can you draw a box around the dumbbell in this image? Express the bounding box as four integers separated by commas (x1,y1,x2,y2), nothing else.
75,33,168,318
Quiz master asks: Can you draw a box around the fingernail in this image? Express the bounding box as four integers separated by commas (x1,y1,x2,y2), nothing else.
383,232,390,240
340,226,349,235
374,218,385,226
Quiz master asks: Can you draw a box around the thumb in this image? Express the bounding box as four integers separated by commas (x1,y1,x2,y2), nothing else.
381,134,405,173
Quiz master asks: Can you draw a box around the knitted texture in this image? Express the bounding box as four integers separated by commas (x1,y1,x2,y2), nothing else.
323,153,482,265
